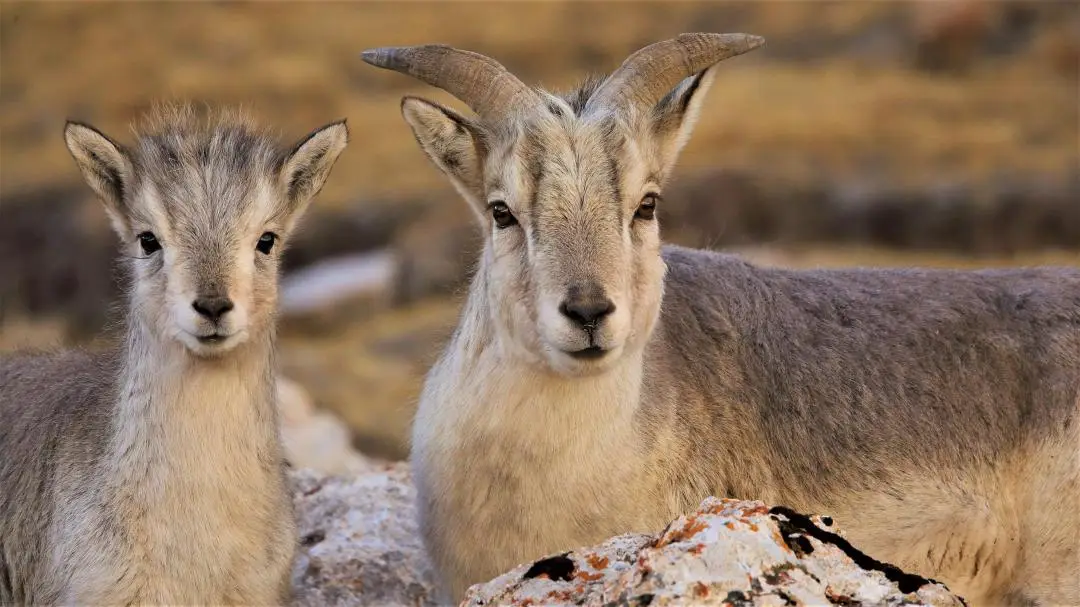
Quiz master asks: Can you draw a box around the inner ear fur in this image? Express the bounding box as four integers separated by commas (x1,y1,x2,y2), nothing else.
64,121,135,235
400,96,487,216
280,119,349,223
648,67,719,177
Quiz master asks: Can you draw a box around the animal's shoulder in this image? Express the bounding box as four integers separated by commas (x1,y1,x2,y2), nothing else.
1,347,114,398
0,347,117,445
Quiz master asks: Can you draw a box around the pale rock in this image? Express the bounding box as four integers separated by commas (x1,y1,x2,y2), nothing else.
463,497,965,607
289,465,439,607
285,467,965,607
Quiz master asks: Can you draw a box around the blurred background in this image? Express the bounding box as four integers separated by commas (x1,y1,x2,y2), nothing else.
1,1,1078,461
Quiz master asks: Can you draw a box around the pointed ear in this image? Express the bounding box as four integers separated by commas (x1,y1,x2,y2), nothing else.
400,96,486,217
64,121,134,236
280,120,349,222
649,67,719,177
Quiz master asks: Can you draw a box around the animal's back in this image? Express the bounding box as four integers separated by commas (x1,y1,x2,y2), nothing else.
0,347,116,603
654,245,1080,602
657,245,1079,483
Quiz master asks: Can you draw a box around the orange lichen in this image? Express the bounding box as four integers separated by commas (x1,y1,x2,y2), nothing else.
772,528,789,551
693,581,711,598
658,515,709,546
575,570,605,582
586,553,610,570
543,589,574,603
743,503,770,516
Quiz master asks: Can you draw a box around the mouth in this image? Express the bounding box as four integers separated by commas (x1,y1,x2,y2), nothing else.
180,329,244,353
567,345,608,360
197,334,228,344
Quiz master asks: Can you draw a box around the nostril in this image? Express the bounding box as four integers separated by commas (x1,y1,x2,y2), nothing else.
192,297,234,321
559,297,615,328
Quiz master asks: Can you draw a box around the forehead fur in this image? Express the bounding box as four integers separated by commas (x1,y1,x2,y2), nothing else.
131,105,281,181
555,75,607,118
126,105,284,227
484,78,644,211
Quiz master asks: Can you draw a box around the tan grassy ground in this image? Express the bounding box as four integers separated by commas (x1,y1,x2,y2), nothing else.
2,2,1076,207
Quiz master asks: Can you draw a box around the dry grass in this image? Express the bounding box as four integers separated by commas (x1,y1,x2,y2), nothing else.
2,2,1076,210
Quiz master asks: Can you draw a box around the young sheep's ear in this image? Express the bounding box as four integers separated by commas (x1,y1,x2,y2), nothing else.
280,120,349,221
648,67,719,178
64,121,134,236
400,96,486,218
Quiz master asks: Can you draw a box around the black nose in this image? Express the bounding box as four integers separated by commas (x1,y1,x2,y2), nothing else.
559,285,615,329
192,296,234,322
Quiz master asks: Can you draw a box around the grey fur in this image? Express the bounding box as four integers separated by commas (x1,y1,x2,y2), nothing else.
365,36,1080,606
0,107,348,604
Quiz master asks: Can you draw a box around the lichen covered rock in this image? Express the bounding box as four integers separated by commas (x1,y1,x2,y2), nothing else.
463,497,965,607
289,465,439,606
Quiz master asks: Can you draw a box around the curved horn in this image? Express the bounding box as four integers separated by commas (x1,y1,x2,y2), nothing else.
361,45,536,120
584,33,765,116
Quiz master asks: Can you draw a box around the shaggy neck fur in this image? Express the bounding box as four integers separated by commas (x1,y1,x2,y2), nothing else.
57,304,287,604
105,313,279,500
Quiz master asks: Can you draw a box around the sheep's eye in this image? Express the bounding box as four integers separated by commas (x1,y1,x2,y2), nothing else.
137,232,161,255
490,201,517,229
256,232,278,254
635,193,659,221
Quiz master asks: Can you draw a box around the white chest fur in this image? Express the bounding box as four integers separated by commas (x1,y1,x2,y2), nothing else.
413,346,675,597
49,345,293,604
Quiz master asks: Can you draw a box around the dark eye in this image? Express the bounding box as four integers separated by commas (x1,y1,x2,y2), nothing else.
137,232,161,255
256,232,278,254
490,201,517,229
635,193,659,221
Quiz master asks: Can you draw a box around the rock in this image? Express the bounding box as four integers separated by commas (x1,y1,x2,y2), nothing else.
463,497,965,607
286,469,965,607
289,465,439,607
277,376,374,475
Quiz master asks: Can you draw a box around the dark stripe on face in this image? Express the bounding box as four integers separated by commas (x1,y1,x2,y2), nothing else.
521,126,547,244
606,149,622,226
600,121,624,225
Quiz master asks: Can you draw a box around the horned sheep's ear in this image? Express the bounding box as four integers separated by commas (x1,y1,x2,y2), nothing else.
400,96,486,218
280,120,349,222
648,68,720,178
64,121,134,237
585,33,763,179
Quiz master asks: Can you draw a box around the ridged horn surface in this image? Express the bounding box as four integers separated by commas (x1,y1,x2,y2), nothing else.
361,44,537,120
584,33,765,115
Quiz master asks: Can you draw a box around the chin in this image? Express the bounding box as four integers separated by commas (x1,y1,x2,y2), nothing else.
178,331,248,358
544,342,626,377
